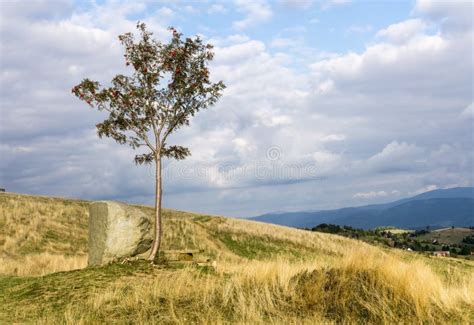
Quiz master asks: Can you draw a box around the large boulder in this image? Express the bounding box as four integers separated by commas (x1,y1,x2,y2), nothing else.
88,201,153,266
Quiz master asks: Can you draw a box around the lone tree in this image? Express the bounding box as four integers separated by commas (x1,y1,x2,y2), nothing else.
72,23,225,262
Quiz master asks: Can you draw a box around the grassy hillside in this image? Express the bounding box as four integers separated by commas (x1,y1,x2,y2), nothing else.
1,192,473,323
416,227,474,246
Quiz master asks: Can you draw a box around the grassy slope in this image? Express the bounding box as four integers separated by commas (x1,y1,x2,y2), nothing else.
416,227,474,245
1,192,473,324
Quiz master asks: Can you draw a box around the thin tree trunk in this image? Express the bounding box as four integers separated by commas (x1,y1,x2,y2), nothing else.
148,154,162,262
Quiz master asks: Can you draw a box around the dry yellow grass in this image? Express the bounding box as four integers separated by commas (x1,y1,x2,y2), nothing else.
27,247,472,324
1,192,473,324
0,192,88,275
0,253,87,276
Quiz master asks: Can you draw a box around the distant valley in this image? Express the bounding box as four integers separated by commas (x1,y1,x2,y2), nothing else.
252,187,474,229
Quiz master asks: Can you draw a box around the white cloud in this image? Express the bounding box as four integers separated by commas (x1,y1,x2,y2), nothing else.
312,151,340,165
157,6,174,18
226,34,250,44
320,134,346,142
461,103,474,119
279,0,313,10
254,109,293,127
315,79,335,94
320,0,351,11
365,141,425,173
414,0,473,34
233,0,272,30
208,4,227,14
412,184,438,195
214,40,266,64
183,5,197,14
232,137,255,155
370,141,421,161
353,191,388,199
271,37,299,48
310,29,467,100
376,19,426,44
346,24,373,35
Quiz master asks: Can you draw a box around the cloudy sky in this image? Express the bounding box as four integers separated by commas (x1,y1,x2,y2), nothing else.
0,0,472,217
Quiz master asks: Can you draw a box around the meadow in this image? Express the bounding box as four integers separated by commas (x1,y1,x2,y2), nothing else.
1,192,473,323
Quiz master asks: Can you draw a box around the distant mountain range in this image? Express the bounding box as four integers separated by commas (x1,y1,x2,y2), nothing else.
252,187,474,230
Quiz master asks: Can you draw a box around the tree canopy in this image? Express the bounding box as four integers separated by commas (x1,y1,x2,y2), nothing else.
72,22,225,163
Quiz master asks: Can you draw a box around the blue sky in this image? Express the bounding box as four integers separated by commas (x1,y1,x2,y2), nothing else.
0,0,473,217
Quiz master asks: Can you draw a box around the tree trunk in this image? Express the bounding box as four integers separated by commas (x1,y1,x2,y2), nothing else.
148,154,162,262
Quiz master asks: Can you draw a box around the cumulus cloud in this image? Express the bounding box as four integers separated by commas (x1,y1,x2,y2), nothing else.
376,19,426,44
365,141,425,173
310,32,464,97
214,40,266,64
232,0,272,30
414,0,473,34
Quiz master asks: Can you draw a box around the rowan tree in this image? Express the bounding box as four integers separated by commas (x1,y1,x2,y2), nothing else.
72,22,225,262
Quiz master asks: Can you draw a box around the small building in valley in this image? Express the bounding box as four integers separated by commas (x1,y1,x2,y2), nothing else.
433,251,450,257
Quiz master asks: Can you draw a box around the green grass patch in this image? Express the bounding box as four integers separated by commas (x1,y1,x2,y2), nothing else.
0,261,156,322
213,230,315,260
